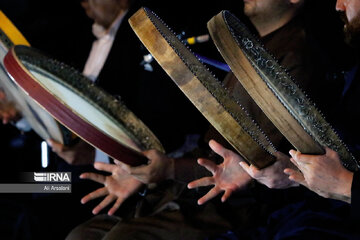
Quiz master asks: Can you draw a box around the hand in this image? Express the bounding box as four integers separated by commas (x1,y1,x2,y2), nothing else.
187,139,252,205
0,90,20,124
47,138,95,165
80,162,142,215
239,151,299,189
285,148,353,203
114,149,174,184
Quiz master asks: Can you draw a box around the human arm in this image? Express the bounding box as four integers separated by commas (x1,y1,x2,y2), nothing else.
239,151,300,189
80,162,142,215
47,138,95,165
187,139,252,205
284,147,353,203
187,140,299,205
114,149,175,184
0,89,21,124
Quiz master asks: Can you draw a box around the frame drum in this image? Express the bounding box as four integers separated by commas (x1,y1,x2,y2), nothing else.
4,45,164,166
129,7,276,168
207,11,359,171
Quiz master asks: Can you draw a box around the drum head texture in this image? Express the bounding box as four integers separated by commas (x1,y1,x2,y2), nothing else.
4,45,164,166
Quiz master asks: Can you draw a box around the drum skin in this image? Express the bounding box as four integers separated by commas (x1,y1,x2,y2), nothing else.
4,45,164,166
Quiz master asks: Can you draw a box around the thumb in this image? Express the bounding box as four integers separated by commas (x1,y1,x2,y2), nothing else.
114,159,131,173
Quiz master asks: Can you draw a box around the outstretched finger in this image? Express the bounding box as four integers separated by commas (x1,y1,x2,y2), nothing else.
208,139,228,156
80,172,106,185
114,159,147,176
113,159,131,172
81,187,108,204
197,187,222,205
92,195,116,215
209,139,241,161
188,177,215,189
197,158,218,174
94,162,115,173
221,189,233,202
108,197,125,216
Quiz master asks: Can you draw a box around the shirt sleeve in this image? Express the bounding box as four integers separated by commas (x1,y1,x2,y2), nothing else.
173,157,212,184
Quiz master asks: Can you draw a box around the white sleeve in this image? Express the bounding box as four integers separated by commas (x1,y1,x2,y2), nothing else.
94,148,110,163
15,118,32,132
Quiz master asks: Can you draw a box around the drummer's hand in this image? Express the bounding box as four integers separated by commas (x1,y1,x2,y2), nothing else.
114,149,174,184
47,139,95,165
187,140,252,205
0,89,20,124
80,162,142,215
239,151,299,189
284,148,353,203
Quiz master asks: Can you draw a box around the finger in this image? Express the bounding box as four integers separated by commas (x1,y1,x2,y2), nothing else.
48,140,66,153
324,147,339,159
92,195,116,215
187,177,215,189
288,149,298,159
221,189,233,202
198,187,222,205
274,151,291,162
284,168,306,186
289,149,312,165
289,157,303,172
114,159,133,174
208,139,227,157
142,149,160,161
80,172,106,184
209,139,241,161
197,158,218,174
283,168,294,175
108,197,125,216
94,162,114,173
248,164,261,178
239,161,258,178
81,187,108,204
46,139,55,147
115,159,154,177
2,116,9,124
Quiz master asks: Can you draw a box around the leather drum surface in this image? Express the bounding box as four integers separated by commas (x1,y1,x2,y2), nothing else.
4,45,164,166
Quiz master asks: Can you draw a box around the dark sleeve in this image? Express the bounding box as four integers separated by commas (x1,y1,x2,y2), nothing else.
172,144,223,183
173,157,212,184
351,171,360,220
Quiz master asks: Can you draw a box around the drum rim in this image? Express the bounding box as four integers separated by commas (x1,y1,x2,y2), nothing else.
129,7,277,168
5,45,164,165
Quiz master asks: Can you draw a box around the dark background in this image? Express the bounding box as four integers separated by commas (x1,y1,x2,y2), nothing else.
0,1,243,239
0,0,355,239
